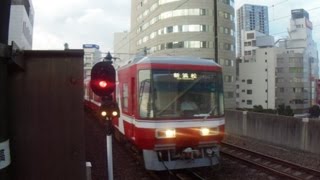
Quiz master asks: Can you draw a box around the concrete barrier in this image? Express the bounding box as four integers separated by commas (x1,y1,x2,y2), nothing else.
225,110,320,154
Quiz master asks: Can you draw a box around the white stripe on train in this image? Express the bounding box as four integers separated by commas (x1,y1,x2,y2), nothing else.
119,114,224,129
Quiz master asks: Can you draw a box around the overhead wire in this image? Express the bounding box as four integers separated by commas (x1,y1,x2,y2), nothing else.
269,0,289,7
114,0,320,57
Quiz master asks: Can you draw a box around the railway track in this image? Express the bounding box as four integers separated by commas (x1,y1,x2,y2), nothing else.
174,169,207,180
221,142,320,180
114,128,207,180
119,138,208,180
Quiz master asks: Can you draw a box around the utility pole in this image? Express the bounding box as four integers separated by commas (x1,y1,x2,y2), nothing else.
0,0,12,179
214,0,218,63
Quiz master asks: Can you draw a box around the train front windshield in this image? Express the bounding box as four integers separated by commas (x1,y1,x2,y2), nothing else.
138,69,224,119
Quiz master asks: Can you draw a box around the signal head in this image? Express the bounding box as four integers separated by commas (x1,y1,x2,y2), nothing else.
90,61,115,97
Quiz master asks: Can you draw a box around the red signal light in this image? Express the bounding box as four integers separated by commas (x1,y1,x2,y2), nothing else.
99,81,107,88
90,61,115,97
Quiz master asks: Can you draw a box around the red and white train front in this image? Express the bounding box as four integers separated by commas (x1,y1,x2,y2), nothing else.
114,56,225,170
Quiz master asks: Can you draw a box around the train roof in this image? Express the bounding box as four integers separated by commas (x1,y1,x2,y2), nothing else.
121,56,221,68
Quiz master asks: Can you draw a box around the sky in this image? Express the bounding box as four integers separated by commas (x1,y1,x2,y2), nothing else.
31,0,320,53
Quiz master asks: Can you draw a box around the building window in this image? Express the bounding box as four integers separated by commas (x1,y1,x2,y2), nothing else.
219,27,224,33
289,67,303,73
247,90,252,94
173,41,184,48
224,75,233,82
247,100,252,105
247,32,254,39
222,43,233,51
252,40,256,46
200,9,206,15
224,59,234,66
166,42,173,49
277,58,284,63
244,51,251,55
226,92,234,98
166,26,173,33
247,79,252,84
276,68,284,73
244,41,252,46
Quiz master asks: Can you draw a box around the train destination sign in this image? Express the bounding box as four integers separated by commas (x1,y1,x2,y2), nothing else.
173,72,198,80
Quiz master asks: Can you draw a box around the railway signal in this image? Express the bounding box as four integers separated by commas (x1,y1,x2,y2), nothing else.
99,100,120,118
90,52,118,180
90,56,115,97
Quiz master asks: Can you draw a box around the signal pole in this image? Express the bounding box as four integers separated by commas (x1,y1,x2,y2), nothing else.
103,96,114,180
0,1,12,179
90,52,119,180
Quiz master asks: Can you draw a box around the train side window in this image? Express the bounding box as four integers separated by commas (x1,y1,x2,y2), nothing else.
139,80,151,118
122,83,129,112
138,70,153,118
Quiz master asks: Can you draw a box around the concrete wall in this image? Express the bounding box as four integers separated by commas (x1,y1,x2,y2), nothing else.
225,110,320,154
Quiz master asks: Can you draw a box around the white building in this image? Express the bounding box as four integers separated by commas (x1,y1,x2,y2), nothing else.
8,0,34,50
113,31,131,68
83,44,102,79
236,31,276,109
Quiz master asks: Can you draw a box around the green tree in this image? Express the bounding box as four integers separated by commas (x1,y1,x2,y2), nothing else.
284,105,294,116
253,105,263,112
277,104,294,116
308,105,320,118
277,104,285,115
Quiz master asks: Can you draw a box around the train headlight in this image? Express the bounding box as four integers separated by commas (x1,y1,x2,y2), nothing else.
112,110,118,117
200,127,219,136
101,111,107,117
200,128,210,136
156,129,176,139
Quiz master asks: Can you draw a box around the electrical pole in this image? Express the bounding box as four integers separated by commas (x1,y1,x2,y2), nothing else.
0,0,12,179
214,0,218,63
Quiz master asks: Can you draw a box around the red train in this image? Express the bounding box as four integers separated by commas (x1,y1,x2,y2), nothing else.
84,56,225,170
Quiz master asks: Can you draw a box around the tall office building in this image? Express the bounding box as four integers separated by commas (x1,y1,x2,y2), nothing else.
127,0,236,108
276,9,319,113
8,0,34,50
83,44,102,79
237,4,268,57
